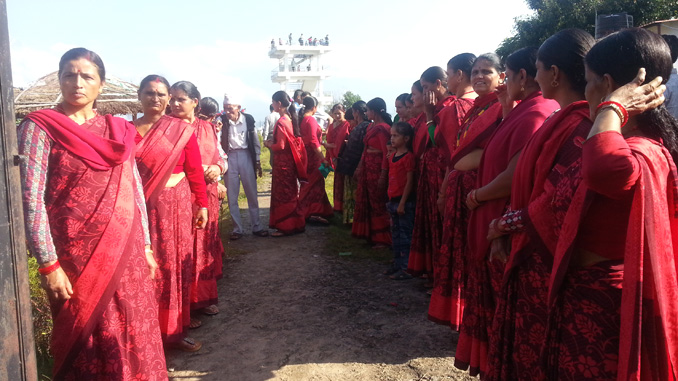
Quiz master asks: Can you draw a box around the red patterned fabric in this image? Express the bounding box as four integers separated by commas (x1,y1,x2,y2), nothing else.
408,98,474,277
298,116,333,219
456,91,558,377
26,111,167,380
269,115,307,234
548,132,678,381
428,96,501,329
191,119,225,309
410,113,428,160
352,123,391,245
487,101,592,381
327,120,351,212
135,115,195,204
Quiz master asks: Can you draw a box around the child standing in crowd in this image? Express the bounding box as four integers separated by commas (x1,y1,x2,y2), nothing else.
385,122,416,280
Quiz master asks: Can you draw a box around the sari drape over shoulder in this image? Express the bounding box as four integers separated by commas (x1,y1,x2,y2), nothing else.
352,122,392,246
327,120,351,212
298,116,333,219
191,119,225,309
456,91,558,377
486,101,592,381
270,115,307,234
24,109,167,380
546,132,678,381
427,94,501,328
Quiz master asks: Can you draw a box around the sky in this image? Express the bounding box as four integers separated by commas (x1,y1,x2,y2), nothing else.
6,0,534,123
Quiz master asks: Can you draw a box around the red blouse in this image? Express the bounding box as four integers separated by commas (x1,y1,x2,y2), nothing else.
301,116,321,149
388,151,416,199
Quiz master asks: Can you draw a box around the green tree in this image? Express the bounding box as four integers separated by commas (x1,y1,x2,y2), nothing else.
497,0,678,59
340,91,362,110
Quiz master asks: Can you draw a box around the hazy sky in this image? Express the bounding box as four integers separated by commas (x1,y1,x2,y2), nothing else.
7,0,534,121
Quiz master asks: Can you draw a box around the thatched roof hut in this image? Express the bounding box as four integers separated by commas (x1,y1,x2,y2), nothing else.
13,71,142,118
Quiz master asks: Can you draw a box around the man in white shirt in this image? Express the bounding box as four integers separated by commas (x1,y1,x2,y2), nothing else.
221,94,267,239
262,104,280,167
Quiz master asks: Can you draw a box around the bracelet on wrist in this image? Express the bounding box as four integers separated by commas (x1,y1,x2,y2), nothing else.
38,260,61,275
199,207,208,210
596,101,628,127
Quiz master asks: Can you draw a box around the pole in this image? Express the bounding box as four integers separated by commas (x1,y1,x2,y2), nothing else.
0,0,38,379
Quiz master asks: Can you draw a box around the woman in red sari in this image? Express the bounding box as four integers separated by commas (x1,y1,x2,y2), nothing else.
297,96,333,223
18,48,167,380
455,49,559,377
428,53,478,325
192,96,227,317
351,97,393,248
545,28,678,380
483,29,595,381
324,104,351,213
429,54,503,331
409,80,428,161
265,91,308,236
135,78,209,352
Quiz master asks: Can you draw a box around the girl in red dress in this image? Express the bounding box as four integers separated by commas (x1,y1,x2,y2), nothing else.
545,28,678,381
323,104,351,212
352,97,393,248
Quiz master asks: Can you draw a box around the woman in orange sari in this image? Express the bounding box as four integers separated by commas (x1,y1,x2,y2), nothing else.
265,91,308,236
135,78,209,352
351,97,393,248
18,48,167,379
545,28,678,380
485,29,595,381
324,103,351,212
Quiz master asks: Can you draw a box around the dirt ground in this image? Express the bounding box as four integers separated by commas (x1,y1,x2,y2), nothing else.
166,176,473,381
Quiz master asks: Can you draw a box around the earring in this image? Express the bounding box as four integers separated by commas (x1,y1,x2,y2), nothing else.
551,80,559,87
520,86,525,92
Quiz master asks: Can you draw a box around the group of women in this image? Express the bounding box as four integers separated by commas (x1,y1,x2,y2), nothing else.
18,47,227,379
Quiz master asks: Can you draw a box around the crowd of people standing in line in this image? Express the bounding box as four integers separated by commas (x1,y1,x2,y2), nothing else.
265,27,678,381
16,26,678,380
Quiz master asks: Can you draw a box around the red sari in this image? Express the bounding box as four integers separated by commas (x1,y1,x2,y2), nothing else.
270,115,308,234
455,91,558,377
326,120,351,212
486,101,592,381
191,119,226,309
135,115,207,344
351,122,392,246
298,116,333,219
410,112,428,161
546,132,678,381
408,96,473,278
428,93,502,328
25,109,167,380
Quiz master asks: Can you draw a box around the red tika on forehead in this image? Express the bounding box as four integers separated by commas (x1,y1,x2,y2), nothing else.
155,77,161,83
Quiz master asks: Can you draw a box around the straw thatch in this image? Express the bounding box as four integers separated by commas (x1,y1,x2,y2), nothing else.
13,71,142,118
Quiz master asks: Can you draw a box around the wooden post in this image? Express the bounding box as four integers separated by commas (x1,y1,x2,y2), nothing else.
0,0,38,379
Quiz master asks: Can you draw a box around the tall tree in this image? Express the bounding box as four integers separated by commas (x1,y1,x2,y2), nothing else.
340,91,362,110
497,0,678,58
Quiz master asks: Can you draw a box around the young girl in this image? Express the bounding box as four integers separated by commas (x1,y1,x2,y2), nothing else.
385,121,416,280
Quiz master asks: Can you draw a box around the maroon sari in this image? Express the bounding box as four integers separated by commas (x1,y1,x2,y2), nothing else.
270,115,308,234
408,97,473,278
26,109,167,380
351,122,392,246
427,93,502,328
191,119,225,309
327,120,351,212
546,133,678,381
455,91,558,377
135,115,201,344
486,101,592,381
298,116,333,219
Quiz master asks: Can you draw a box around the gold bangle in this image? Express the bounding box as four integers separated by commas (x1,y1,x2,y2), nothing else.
597,104,626,126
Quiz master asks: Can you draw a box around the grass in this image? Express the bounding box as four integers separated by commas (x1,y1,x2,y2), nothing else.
27,256,54,380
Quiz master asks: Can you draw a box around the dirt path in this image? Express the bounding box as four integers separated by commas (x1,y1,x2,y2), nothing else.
167,176,472,381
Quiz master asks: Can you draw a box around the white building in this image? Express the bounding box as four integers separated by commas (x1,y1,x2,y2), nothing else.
269,44,333,108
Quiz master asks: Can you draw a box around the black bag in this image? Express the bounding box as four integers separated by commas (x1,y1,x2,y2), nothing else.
335,121,369,176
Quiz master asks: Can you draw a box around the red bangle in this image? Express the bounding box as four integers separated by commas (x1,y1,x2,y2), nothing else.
38,261,61,275
596,101,629,127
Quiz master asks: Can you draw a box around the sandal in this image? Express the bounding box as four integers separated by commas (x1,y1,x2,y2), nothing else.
189,318,202,329
201,305,219,315
174,337,202,352
271,231,286,237
253,230,269,237
309,216,330,225
389,270,413,280
229,232,243,241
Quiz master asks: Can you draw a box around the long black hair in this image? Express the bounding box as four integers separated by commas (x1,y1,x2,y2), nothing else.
505,46,539,78
447,53,476,79
58,47,106,81
139,74,170,94
474,52,504,73
366,97,393,126
198,97,220,120
299,96,318,121
585,27,678,164
272,90,301,137
352,100,368,122
170,81,201,115
537,29,594,96
421,66,448,90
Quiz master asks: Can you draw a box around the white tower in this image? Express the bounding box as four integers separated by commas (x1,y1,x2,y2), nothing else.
269,43,332,107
